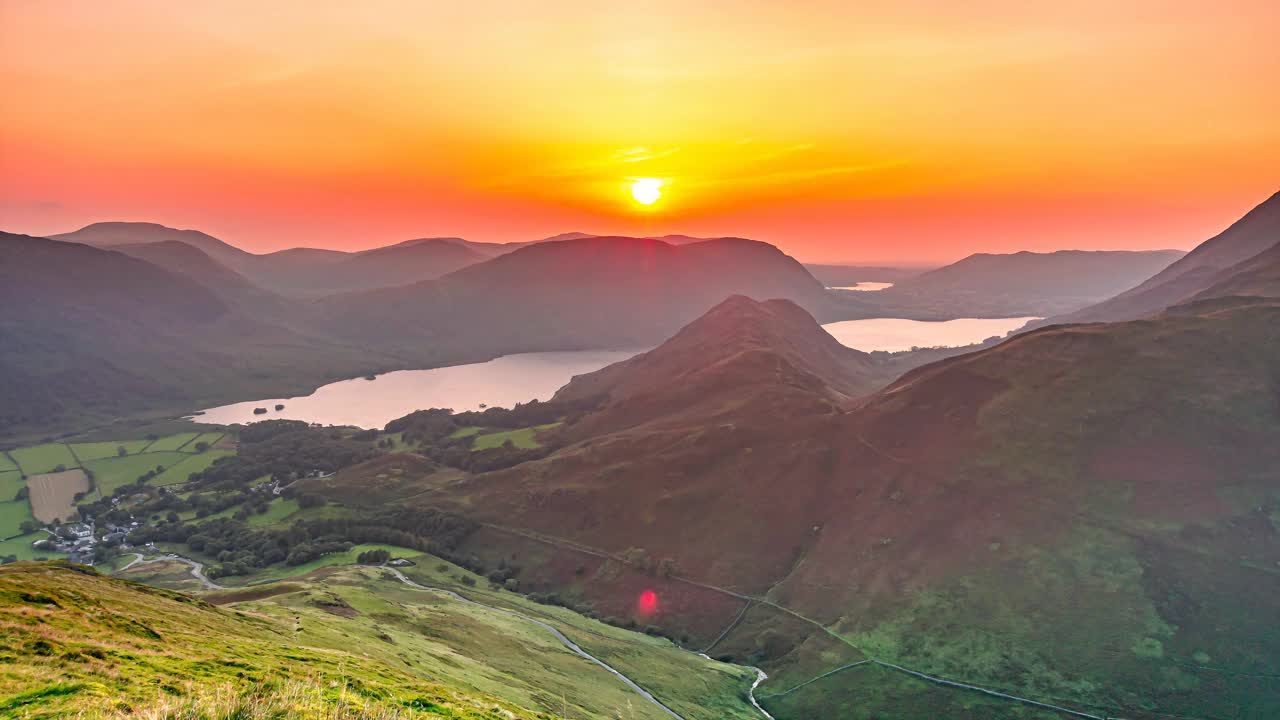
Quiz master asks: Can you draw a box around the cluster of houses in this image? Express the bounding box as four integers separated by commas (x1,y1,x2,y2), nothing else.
34,519,138,566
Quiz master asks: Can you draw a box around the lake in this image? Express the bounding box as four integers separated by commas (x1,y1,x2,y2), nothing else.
828,282,894,291
822,317,1038,352
191,349,640,429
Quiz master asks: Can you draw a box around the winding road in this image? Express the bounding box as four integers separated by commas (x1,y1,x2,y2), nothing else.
120,552,224,590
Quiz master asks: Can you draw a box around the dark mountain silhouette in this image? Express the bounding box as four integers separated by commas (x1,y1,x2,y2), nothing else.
872,248,1185,316
320,235,863,356
1031,191,1280,327
50,223,491,297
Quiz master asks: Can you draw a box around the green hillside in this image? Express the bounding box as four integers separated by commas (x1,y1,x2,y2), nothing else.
1,561,760,719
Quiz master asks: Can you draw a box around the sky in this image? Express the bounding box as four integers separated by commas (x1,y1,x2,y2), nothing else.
1,1,1277,263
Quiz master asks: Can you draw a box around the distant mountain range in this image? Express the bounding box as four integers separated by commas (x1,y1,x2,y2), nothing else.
872,248,1186,316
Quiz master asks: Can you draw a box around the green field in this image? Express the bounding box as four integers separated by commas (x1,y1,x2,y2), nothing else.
0,453,17,473
244,497,301,527
67,440,151,462
9,443,78,475
226,543,421,587
0,471,23,501
150,449,232,486
449,426,481,438
0,532,46,561
471,422,561,451
184,431,225,450
143,432,200,452
84,452,190,496
0,500,34,539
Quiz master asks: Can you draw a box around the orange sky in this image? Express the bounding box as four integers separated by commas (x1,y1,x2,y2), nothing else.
2,1,1277,263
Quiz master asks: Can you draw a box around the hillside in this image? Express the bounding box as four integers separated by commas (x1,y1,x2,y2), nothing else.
1189,240,1280,301
110,240,270,301
0,560,759,719
306,238,489,295
1036,191,1280,326
552,296,884,436
320,235,864,356
872,249,1185,316
383,298,1280,720
0,233,388,441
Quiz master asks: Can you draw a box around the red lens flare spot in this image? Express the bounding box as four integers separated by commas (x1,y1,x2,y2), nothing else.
637,590,659,616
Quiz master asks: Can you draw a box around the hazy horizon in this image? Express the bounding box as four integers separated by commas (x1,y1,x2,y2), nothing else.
3,2,1277,263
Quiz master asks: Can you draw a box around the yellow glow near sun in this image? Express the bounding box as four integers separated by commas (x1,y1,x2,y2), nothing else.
630,178,663,206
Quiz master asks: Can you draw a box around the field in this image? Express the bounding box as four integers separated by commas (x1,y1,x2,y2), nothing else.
67,440,151,462
0,499,34,539
9,443,78,475
0,453,17,472
150,449,233,485
185,431,225,449
0,472,33,537
26,469,89,523
222,544,421,587
143,432,200,452
0,532,47,562
471,422,561,450
84,451,190,496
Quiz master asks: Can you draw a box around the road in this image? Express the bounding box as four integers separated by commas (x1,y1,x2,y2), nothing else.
120,552,224,590
381,566,692,720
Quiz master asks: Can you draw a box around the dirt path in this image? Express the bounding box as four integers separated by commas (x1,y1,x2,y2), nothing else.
382,566,692,720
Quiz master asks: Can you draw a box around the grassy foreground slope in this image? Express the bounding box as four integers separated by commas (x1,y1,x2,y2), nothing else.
0,562,559,719
2,561,762,720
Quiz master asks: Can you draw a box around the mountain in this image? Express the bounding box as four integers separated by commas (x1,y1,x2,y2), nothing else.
871,249,1185,316
0,233,385,441
370,295,1280,720
50,221,254,269
1036,191,1280,326
552,296,883,437
110,240,266,299
320,235,861,358
51,223,491,297
303,238,489,295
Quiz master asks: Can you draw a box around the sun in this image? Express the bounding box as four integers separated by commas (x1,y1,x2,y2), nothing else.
630,178,663,206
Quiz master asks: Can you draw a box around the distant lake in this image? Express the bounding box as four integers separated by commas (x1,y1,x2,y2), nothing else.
828,282,894,292
191,350,640,429
822,317,1038,352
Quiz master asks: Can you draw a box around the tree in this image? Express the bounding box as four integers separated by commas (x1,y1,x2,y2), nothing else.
356,548,391,565
194,442,210,453
166,511,180,523
19,520,41,534
53,464,66,473
13,487,28,501
117,446,128,457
